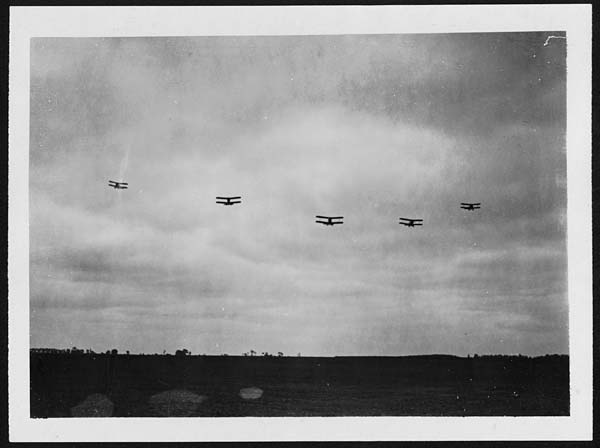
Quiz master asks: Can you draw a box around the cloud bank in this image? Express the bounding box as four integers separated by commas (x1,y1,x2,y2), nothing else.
29,33,567,356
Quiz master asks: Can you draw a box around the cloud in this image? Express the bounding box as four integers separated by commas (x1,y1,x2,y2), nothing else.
29,33,567,356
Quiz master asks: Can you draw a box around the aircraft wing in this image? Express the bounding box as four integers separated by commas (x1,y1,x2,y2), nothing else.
329,216,344,220
315,215,330,219
331,221,343,225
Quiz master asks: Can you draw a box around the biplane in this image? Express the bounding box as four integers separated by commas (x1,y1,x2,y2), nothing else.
216,196,242,206
460,202,481,211
108,180,128,190
399,217,423,227
315,215,344,226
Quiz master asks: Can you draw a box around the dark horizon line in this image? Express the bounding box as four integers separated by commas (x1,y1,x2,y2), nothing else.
30,348,568,358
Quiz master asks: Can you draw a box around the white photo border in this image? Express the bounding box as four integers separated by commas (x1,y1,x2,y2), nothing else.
8,4,592,442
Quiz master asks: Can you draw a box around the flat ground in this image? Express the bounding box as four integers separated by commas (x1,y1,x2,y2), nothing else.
30,354,569,417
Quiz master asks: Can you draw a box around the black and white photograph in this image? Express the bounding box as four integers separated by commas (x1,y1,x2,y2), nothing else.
8,5,592,442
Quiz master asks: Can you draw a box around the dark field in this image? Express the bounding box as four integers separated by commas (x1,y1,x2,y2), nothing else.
30,353,569,417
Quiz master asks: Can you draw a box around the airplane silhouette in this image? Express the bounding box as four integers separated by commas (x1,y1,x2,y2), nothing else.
216,196,242,206
460,202,481,211
315,215,344,226
108,180,128,189
399,217,423,227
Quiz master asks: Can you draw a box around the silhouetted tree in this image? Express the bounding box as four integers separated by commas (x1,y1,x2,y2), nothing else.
250,350,256,356
111,349,118,355
277,352,283,357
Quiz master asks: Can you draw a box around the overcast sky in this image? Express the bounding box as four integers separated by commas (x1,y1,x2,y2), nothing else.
29,33,567,356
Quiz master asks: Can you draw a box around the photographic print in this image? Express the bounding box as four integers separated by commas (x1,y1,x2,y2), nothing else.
28,31,569,418
9,5,592,443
